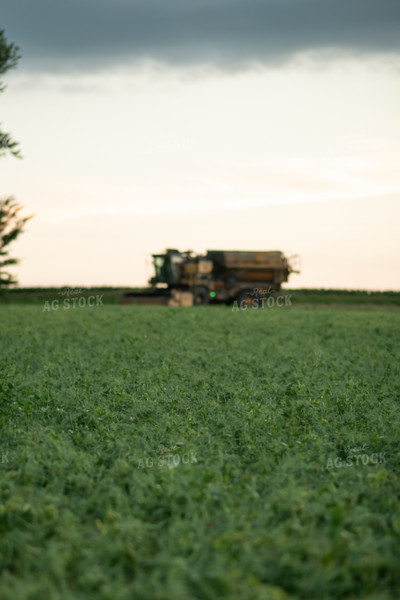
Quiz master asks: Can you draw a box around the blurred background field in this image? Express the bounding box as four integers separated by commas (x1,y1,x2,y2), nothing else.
1,287,400,307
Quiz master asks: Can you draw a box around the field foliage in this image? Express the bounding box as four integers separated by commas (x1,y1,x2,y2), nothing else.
0,304,399,599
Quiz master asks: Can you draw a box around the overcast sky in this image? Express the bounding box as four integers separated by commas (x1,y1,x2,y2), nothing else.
3,0,400,69
1,0,399,289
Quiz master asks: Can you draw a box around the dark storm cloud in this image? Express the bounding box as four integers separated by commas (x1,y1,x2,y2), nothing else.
2,0,400,72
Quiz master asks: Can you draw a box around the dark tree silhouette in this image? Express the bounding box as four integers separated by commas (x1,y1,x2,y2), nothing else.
0,29,32,288
0,29,21,158
0,197,32,286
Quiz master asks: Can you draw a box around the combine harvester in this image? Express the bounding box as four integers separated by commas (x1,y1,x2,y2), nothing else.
124,249,298,306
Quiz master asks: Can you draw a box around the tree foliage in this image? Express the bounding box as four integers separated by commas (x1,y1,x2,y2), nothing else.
0,198,32,287
0,29,21,158
0,30,32,289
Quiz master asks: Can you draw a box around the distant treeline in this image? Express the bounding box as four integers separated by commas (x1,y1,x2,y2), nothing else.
0,287,399,306
0,287,127,304
0,286,125,304
283,289,400,306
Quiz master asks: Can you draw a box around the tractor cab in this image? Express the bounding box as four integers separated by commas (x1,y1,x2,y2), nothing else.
150,249,184,286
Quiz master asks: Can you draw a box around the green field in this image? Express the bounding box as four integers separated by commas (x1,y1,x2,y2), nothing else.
1,304,399,599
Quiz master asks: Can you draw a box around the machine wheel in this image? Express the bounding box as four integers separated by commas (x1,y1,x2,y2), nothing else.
193,287,209,306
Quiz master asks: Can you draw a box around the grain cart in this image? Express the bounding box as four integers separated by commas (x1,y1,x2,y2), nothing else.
125,248,298,306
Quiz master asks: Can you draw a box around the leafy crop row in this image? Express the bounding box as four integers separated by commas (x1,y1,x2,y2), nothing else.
0,305,399,599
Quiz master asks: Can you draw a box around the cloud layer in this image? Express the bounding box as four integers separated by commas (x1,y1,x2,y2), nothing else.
2,0,400,72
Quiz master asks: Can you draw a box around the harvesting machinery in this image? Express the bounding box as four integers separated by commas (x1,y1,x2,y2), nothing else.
124,249,299,306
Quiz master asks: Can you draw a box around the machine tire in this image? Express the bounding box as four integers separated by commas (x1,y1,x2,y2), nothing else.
193,287,209,306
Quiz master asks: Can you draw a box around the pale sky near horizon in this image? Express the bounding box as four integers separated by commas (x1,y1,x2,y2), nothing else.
1,0,399,290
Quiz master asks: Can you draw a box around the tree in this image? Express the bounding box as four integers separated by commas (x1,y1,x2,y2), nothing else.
0,197,32,286
0,29,21,158
0,30,32,289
